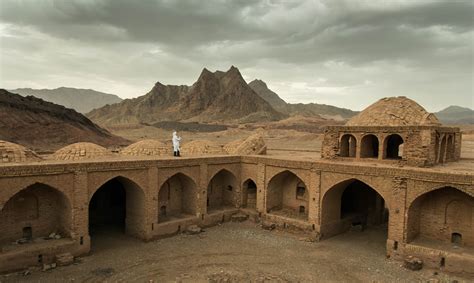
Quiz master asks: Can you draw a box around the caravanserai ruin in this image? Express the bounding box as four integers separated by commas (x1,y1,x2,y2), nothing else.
0,97,472,275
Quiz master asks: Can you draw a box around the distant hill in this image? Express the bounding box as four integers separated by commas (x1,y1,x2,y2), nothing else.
87,66,285,126
248,79,357,120
0,89,127,151
435,106,474,124
10,87,122,113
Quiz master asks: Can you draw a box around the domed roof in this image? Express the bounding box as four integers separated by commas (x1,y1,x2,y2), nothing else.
121,139,169,156
181,140,226,155
53,142,110,161
346,96,441,127
0,140,42,163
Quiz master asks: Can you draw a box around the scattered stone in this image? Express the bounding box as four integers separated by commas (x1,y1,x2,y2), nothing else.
350,223,365,232
16,238,29,245
261,221,276,231
56,253,74,266
403,256,423,271
48,233,56,239
308,232,321,242
42,263,56,272
186,225,202,235
54,234,61,240
231,213,248,222
19,270,30,276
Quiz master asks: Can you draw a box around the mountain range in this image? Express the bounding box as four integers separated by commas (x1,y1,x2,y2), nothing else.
10,87,122,113
7,67,472,127
87,66,285,126
0,89,127,151
248,79,356,120
434,106,474,124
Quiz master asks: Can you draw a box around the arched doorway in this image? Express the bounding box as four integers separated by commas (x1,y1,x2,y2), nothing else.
407,187,473,248
321,179,388,239
266,171,308,220
340,134,357,157
384,134,404,159
360,134,379,158
89,177,145,238
242,179,257,209
0,183,71,246
158,173,197,223
207,169,238,212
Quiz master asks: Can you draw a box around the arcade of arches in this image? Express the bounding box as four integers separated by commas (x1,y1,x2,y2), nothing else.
0,164,472,275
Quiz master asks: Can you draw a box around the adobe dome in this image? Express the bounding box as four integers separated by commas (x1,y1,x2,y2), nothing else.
0,140,42,163
121,139,170,156
181,140,226,155
53,142,110,161
346,96,441,127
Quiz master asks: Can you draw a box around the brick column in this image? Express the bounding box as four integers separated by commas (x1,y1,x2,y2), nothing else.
198,163,208,217
73,171,90,252
146,166,158,240
387,176,407,258
308,169,321,229
256,163,266,214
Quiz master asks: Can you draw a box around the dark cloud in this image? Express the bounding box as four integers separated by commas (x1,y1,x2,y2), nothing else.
0,0,472,111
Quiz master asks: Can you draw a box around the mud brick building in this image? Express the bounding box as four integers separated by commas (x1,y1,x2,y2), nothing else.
0,97,472,275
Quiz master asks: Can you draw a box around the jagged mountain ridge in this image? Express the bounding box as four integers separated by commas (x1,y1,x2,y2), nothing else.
248,79,357,119
0,89,127,151
10,87,123,113
87,66,285,126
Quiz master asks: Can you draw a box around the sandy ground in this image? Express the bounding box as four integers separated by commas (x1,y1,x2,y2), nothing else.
1,222,471,283
110,125,474,159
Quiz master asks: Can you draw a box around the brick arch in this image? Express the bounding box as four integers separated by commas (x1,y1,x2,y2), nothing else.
406,186,474,246
207,168,240,210
89,174,147,202
266,168,309,188
339,134,357,157
0,182,73,243
158,172,198,222
360,134,380,158
0,179,73,211
320,177,390,239
242,177,257,187
88,175,146,238
207,166,239,185
266,170,309,220
158,172,198,190
408,184,473,208
321,176,391,207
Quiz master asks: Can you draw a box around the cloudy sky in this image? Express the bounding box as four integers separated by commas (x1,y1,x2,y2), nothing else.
0,0,472,111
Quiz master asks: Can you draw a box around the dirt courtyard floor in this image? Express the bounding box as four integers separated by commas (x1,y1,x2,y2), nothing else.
1,222,471,283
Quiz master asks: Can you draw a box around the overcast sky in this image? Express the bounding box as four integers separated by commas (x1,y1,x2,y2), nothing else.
0,0,472,111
